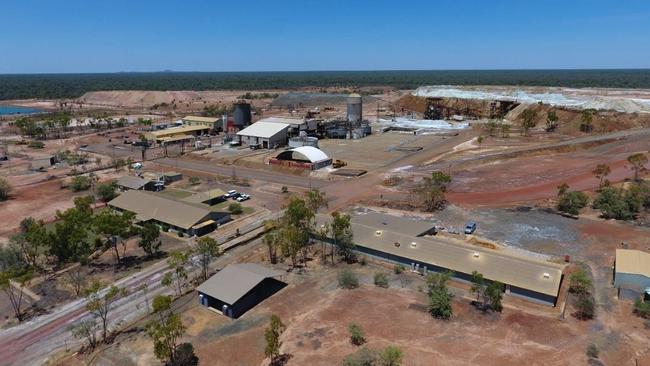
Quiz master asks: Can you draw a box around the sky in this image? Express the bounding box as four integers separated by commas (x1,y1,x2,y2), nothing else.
1,0,649,73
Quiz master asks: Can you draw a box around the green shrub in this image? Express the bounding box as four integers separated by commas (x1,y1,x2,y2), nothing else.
189,176,200,185
281,186,288,193
359,256,367,266
634,298,650,319
338,270,359,289
394,264,405,274
69,175,91,192
557,191,589,215
28,141,44,149
348,323,365,346
374,273,389,288
162,225,169,232
228,203,243,215
586,343,599,358
178,231,184,238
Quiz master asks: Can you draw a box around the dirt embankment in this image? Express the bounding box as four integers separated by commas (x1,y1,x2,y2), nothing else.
397,94,650,134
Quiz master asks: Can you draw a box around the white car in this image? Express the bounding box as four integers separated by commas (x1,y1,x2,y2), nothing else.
236,194,250,202
225,190,237,198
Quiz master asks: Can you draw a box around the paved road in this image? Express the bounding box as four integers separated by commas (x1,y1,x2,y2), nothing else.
0,215,271,366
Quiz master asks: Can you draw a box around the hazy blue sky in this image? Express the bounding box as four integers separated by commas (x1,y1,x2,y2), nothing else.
2,0,649,73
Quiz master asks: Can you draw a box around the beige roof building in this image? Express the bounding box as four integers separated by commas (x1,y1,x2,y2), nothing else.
614,249,650,296
108,190,229,234
316,212,565,304
616,249,650,278
182,116,219,123
145,125,210,142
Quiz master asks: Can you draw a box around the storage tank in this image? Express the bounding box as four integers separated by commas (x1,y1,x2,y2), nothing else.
289,136,319,148
347,93,362,124
233,102,252,127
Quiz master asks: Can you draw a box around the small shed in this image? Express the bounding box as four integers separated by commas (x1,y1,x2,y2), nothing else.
30,155,56,171
197,263,285,318
163,171,183,183
116,175,157,191
614,249,650,299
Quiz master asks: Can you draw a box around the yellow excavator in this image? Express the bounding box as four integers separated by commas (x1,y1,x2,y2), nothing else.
333,159,347,168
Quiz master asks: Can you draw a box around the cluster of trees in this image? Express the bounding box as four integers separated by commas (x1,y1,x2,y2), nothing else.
13,111,73,139
264,189,352,267
555,154,650,219
415,171,451,212
569,268,595,320
3,70,650,100
0,193,164,322
239,92,279,100
201,104,233,117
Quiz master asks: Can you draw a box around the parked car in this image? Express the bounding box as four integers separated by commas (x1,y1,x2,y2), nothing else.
236,194,250,202
225,190,237,198
464,222,477,234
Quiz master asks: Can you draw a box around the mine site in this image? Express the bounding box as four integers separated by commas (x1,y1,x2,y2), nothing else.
1,80,650,366
2,2,650,366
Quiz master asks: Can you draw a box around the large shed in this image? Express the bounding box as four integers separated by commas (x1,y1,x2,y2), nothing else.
614,249,650,299
116,175,157,191
316,212,566,306
236,121,290,149
197,263,286,318
273,146,332,170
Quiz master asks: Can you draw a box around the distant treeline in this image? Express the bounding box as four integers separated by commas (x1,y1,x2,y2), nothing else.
1,69,650,100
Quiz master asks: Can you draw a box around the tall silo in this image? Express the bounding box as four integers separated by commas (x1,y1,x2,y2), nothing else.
233,102,252,128
347,93,362,124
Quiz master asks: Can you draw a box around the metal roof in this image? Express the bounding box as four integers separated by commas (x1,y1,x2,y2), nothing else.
116,175,152,190
282,146,330,163
257,116,305,126
182,116,219,123
236,121,290,138
147,125,210,138
196,263,283,305
108,190,213,229
316,212,565,297
182,188,227,204
616,249,650,278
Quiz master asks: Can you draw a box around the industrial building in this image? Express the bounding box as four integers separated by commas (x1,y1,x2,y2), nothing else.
197,263,286,318
316,212,566,306
182,116,220,130
235,120,290,149
144,125,211,144
108,190,230,236
116,175,158,191
614,249,650,299
271,146,332,170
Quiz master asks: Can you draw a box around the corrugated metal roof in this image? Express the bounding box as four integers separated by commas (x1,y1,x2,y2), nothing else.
316,213,565,297
236,121,290,138
196,263,283,305
616,249,650,278
108,190,212,229
117,175,152,190
257,116,304,126
147,125,210,138
182,188,226,204
182,116,219,123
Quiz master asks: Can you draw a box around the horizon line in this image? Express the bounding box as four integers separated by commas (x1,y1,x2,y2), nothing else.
2,68,650,76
